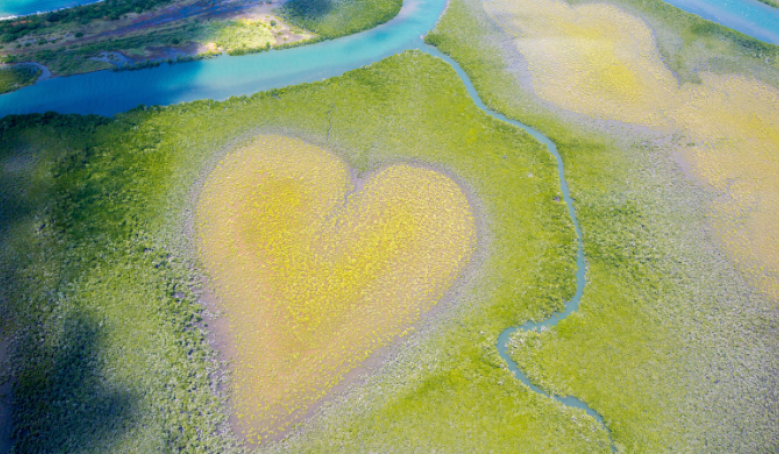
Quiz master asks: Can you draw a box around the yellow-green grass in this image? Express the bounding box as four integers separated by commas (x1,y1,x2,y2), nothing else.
481,0,779,300
2,51,615,453
3,1,778,449
280,0,402,40
196,135,476,442
200,19,277,52
426,0,779,451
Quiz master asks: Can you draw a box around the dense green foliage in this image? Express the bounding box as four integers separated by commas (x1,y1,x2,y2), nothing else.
9,46,114,75
279,0,401,39
0,51,619,453
0,65,39,93
427,0,779,451
0,112,239,453
1,0,174,41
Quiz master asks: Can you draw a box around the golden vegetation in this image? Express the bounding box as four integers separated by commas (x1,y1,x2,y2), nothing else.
487,0,779,298
196,135,476,443
676,75,779,297
496,0,677,124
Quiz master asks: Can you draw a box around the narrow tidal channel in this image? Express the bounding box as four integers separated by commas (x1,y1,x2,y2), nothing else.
419,45,617,453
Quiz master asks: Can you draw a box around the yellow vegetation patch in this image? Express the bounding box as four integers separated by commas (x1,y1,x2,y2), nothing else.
676,74,779,297
487,0,779,298
196,135,477,442
491,0,678,125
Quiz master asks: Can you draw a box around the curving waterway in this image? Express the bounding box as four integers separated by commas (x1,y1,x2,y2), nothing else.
420,45,616,452
3,0,778,116
1,0,774,450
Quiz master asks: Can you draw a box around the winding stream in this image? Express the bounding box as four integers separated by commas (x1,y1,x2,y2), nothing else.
2,0,774,450
420,45,616,452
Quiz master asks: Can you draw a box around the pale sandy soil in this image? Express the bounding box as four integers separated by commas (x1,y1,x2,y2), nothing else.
484,0,779,300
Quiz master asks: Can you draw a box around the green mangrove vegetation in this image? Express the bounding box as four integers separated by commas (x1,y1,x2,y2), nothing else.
0,65,39,94
1,51,626,452
0,112,241,454
1,12,313,79
2,0,777,450
427,0,779,451
1,0,175,32
279,0,402,39
0,0,404,86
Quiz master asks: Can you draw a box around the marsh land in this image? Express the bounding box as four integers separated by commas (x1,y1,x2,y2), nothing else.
0,0,401,86
0,0,777,452
0,0,313,78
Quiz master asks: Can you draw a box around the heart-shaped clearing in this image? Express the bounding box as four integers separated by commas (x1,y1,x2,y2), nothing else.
196,135,476,442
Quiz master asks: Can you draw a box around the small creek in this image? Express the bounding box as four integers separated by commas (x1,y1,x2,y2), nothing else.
421,45,616,452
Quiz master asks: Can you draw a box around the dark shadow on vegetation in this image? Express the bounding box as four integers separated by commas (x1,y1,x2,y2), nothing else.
281,0,336,23
9,309,137,454
1,112,229,453
0,123,44,237
0,114,139,453
0,114,109,239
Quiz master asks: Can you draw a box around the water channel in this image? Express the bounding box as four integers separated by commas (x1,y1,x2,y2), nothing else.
421,44,616,452
1,0,775,451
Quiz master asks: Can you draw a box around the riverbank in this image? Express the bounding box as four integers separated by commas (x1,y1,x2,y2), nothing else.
0,0,408,93
1,0,147,22
0,0,314,88
1,0,777,451
0,62,40,93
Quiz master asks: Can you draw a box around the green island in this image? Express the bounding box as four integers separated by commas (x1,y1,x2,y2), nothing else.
0,0,400,86
0,64,40,93
0,0,309,78
1,0,778,451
